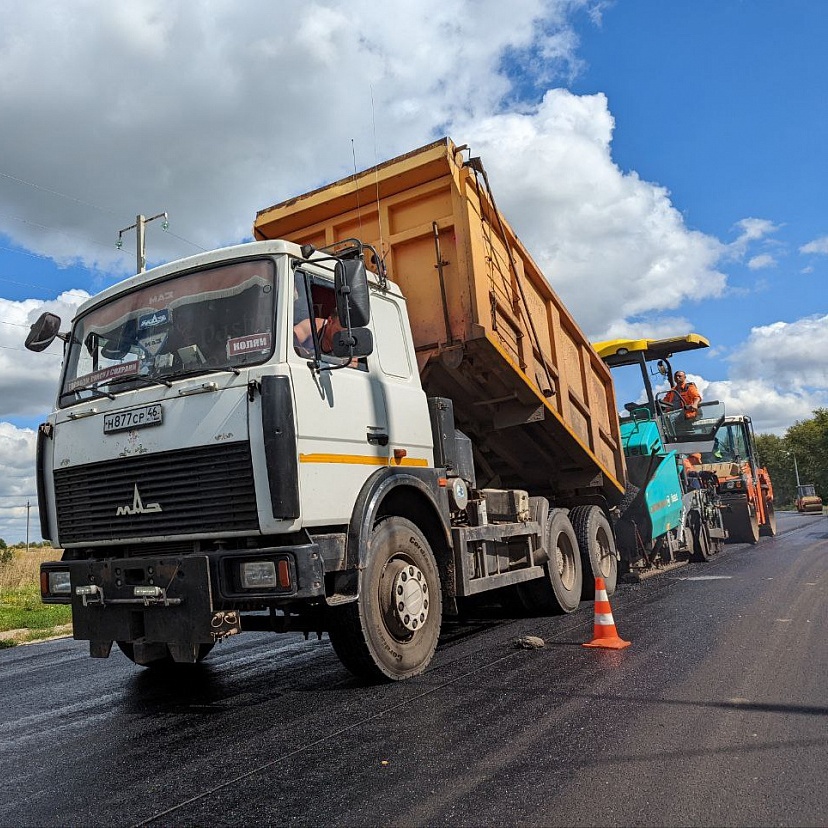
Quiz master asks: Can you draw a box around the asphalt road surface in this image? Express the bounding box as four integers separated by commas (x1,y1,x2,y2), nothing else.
2,512,825,827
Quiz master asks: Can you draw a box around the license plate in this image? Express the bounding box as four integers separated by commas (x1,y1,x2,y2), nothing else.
103,404,163,434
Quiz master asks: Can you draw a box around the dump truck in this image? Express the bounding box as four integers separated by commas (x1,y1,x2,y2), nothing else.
593,335,728,572
693,414,776,542
796,484,823,513
29,137,629,682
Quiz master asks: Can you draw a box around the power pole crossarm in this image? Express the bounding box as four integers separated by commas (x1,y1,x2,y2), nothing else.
117,211,168,273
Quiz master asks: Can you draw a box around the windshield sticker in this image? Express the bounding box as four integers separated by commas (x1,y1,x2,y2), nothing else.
138,309,170,330
68,361,139,391
138,331,169,357
227,332,272,358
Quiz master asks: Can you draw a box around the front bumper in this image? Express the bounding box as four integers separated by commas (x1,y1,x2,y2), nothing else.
43,545,326,645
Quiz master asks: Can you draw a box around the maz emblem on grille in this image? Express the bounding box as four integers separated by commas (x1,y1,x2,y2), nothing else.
116,484,162,516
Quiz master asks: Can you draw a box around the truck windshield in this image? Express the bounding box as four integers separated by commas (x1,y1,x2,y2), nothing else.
60,259,276,405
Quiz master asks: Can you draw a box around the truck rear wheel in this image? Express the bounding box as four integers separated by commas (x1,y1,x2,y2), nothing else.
569,505,618,598
328,516,442,682
725,501,760,544
517,509,582,614
759,496,777,537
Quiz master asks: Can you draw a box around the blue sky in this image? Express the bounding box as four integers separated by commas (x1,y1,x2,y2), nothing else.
0,0,826,541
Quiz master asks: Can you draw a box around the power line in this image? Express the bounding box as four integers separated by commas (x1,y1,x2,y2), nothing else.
0,211,123,255
1,166,208,257
0,341,61,355
0,170,117,215
0,272,91,301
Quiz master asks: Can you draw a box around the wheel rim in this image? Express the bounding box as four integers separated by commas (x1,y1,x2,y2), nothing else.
380,557,430,639
555,533,578,591
596,526,614,577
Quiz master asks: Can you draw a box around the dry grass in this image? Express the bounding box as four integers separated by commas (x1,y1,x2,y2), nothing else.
0,545,61,592
0,546,71,646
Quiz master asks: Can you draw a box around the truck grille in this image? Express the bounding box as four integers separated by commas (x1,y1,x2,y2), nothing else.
55,442,259,543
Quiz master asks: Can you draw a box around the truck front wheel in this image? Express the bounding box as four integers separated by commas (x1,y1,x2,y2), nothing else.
328,516,443,682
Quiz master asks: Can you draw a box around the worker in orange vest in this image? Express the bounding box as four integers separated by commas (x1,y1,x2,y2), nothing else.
664,371,702,418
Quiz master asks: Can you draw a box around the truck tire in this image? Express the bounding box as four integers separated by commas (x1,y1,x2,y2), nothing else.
725,500,760,544
759,496,777,537
516,509,582,614
328,516,442,682
116,641,214,667
569,505,618,598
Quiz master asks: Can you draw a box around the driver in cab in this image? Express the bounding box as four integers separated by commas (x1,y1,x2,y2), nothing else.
663,371,702,419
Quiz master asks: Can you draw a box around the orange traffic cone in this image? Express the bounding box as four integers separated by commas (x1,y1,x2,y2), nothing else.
583,576,631,650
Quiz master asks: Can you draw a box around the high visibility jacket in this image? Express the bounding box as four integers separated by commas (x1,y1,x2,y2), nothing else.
664,381,701,410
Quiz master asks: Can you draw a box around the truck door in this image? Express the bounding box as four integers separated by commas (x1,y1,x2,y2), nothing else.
289,270,389,525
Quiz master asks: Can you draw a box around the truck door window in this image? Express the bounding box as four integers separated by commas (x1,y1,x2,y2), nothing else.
293,270,365,368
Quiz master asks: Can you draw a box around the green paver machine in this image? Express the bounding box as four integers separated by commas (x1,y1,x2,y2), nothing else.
593,334,728,573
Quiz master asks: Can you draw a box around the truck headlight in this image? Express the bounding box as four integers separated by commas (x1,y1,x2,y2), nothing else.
40,567,72,603
241,561,278,589
239,559,292,590
47,570,71,595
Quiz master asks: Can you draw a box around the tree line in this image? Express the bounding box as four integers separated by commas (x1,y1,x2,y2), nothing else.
755,408,828,507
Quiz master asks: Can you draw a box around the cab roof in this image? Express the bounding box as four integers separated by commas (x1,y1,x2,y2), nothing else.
593,333,709,367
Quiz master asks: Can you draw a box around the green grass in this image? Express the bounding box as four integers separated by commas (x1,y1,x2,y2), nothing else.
0,553,73,648
0,586,71,628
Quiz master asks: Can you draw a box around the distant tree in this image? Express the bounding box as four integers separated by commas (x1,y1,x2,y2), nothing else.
0,538,6,550
786,408,828,498
755,433,795,506
758,408,828,507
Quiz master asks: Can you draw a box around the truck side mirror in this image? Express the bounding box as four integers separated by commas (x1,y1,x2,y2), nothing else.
25,312,62,352
334,259,370,328
331,327,373,358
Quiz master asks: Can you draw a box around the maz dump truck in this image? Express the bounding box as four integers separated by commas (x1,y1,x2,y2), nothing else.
29,138,633,681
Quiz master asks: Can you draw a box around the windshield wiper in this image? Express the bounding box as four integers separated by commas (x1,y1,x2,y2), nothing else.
60,384,116,402
160,366,241,381
108,374,173,389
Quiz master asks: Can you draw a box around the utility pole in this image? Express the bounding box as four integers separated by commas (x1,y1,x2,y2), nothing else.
792,453,801,488
117,212,168,273
26,500,30,554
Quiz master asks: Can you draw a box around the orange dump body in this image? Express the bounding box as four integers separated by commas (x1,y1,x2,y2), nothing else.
255,138,625,503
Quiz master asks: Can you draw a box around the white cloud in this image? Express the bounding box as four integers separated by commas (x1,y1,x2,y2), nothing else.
0,0,729,346
700,378,822,435
0,0,590,275
453,89,728,339
727,314,828,393
731,218,780,249
0,422,39,544
597,316,696,343
800,236,828,255
0,292,88,418
747,253,776,270
680,314,828,433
